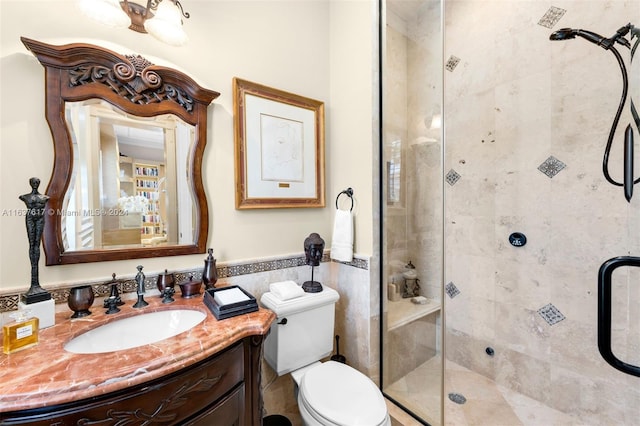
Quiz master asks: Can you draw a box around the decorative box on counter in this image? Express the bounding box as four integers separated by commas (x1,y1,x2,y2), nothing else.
203,285,258,320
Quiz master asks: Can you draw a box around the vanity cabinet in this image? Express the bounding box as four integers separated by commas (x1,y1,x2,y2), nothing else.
0,336,265,426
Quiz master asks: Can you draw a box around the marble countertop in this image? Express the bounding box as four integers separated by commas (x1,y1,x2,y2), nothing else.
0,290,275,413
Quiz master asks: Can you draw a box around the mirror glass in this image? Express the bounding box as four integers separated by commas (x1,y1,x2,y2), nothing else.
63,100,197,250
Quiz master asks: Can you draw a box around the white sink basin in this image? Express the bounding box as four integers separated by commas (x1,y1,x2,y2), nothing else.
64,309,206,354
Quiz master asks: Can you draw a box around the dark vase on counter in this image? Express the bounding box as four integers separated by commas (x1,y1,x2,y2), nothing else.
68,285,94,318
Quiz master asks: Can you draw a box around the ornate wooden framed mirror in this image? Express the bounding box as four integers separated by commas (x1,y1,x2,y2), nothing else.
21,37,219,265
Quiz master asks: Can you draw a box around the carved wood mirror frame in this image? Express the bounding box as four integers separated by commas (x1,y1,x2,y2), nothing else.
21,37,219,265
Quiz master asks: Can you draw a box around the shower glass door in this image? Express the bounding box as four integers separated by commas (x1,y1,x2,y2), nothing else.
380,0,444,424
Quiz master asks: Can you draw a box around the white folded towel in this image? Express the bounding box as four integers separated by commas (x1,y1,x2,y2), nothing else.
330,208,353,262
269,280,305,301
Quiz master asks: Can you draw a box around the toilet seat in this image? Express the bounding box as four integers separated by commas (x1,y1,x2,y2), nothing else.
299,361,389,426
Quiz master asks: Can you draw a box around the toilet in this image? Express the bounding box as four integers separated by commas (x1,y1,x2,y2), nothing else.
261,286,391,426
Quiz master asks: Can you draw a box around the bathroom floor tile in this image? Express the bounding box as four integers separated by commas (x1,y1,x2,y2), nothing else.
263,359,586,426
262,365,302,426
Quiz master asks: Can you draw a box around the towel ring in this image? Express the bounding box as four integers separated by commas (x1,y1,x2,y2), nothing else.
335,188,354,211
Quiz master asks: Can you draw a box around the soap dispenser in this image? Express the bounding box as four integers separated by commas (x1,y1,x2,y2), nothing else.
202,248,218,289
3,308,39,354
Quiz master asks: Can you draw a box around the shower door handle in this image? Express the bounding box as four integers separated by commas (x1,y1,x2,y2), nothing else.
597,256,640,377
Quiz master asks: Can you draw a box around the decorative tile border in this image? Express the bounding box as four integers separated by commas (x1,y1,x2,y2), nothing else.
0,294,19,312
0,252,368,312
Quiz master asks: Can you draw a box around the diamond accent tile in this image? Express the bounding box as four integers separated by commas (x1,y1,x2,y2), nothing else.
445,282,461,298
538,6,566,28
538,155,566,178
538,303,565,325
445,55,461,72
446,169,461,186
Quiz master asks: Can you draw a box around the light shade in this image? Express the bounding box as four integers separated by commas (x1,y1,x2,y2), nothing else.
144,1,189,46
77,0,130,28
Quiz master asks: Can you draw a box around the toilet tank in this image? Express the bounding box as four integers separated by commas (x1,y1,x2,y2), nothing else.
260,286,339,375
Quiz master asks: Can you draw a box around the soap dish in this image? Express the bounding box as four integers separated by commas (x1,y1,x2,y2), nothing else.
203,285,258,320
411,296,428,305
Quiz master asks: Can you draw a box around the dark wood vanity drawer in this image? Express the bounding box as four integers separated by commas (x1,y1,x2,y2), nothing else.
183,384,245,426
1,342,245,425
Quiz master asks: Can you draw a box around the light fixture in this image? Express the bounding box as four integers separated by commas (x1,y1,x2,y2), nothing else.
78,0,190,46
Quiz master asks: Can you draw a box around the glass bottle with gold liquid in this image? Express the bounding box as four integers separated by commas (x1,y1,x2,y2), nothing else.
3,309,39,354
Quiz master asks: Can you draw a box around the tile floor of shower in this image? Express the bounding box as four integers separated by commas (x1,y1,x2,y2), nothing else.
264,358,581,426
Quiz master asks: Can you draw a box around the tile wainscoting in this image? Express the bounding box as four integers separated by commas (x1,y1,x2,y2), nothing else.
0,252,366,312
0,251,379,378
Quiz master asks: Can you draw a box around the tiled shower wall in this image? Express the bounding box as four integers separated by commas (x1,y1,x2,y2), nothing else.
444,1,639,424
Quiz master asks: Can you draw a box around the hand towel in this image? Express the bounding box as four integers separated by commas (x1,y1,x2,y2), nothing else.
330,208,353,262
269,280,305,301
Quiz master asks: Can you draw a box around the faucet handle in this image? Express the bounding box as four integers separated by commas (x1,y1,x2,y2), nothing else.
161,287,176,304
104,296,121,314
106,273,125,306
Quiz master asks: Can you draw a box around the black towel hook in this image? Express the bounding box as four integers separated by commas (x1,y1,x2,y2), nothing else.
335,188,354,211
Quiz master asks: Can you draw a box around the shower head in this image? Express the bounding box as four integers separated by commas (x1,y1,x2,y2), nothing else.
549,27,612,49
549,28,578,41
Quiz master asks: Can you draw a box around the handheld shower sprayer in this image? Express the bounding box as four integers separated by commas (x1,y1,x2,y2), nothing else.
549,24,631,49
550,23,638,202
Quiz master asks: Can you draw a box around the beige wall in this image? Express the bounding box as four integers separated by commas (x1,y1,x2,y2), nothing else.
0,0,376,291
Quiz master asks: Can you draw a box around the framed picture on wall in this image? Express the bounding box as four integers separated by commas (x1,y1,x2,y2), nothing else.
233,78,325,209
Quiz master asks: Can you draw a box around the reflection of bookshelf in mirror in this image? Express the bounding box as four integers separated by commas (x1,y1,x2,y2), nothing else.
118,156,134,197
115,157,167,244
135,162,165,242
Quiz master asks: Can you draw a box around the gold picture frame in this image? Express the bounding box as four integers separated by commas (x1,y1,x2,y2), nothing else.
233,78,325,209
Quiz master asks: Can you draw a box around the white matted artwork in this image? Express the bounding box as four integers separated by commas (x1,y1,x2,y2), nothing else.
233,78,325,209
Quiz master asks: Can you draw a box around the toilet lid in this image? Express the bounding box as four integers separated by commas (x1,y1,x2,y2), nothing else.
300,361,388,426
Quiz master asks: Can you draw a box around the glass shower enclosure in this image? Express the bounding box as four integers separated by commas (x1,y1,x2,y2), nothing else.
380,0,639,425
380,0,444,424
